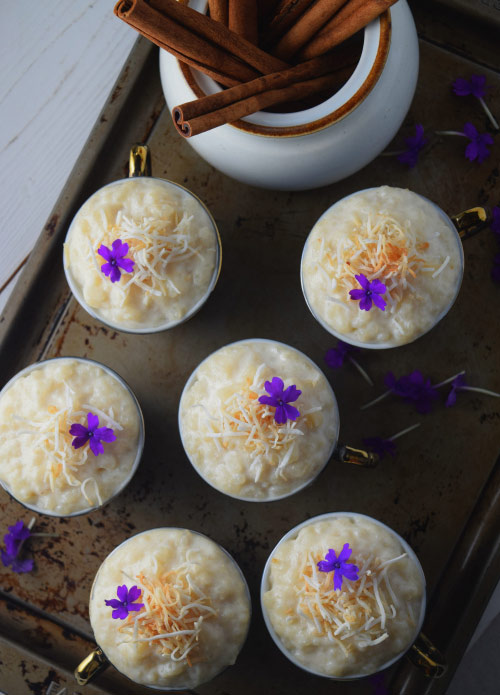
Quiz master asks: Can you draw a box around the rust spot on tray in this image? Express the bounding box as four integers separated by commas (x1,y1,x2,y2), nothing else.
44,214,60,238
26,669,58,695
110,65,130,103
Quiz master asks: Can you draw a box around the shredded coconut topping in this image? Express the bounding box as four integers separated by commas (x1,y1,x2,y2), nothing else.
191,365,320,482
296,550,409,648
317,214,444,310
118,563,217,666
90,208,212,302
3,384,119,505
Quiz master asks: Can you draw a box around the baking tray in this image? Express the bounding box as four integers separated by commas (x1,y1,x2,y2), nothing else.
1,7,500,694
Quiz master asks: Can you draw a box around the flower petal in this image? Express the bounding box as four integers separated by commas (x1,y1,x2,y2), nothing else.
11,556,34,574
333,569,344,591
452,77,473,96
349,289,366,301
283,403,300,421
97,244,112,262
266,377,284,397
105,598,122,609
109,265,122,283
317,559,334,572
112,606,129,620
116,585,129,603
94,426,116,443
71,435,89,450
273,405,287,425
337,543,352,563
354,273,370,290
117,257,134,274
371,293,387,311
258,394,277,407
282,384,301,404
127,602,144,612
359,295,373,311
342,563,360,581
369,279,386,295
111,239,127,257
87,413,99,431
89,437,104,456
127,585,142,603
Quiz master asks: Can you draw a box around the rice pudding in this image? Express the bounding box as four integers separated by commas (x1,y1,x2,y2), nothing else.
301,186,463,348
64,177,220,332
89,528,250,689
0,358,143,516
261,513,425,678
179,339,339,501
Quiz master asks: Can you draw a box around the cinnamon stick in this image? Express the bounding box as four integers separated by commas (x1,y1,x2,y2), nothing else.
273,0,349,60
298,0,397,60
228,0,259,44
114,0,288,87
262,0,316,47
173,49,358,137
208,0,228,25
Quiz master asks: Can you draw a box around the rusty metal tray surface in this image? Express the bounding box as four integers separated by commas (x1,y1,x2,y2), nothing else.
1,8,500,695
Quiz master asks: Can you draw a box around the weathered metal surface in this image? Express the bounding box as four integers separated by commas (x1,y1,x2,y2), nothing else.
1,12,500,695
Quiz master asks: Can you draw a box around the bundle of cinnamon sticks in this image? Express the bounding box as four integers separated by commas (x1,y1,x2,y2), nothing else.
114,0,397,138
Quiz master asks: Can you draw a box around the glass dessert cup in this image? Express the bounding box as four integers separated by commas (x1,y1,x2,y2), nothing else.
0,356,144,518
300,186,490,349
178,338,379,503
75,527,251,690
63,144,222,334
160,2,419,191
261,512,446,681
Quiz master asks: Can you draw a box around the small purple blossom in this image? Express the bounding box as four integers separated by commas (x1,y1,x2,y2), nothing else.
445,373,467,407
98,240,135,283
105,585,144,620
258,377,301,424
453,75,488,99
324,340,359,369
462,122,494,163
491,206,500,236
385,370,438,414
1,521,34,574
362,436,397,460
349,274,386,311
317,544,359,591
69,412,116,457
397,124,428,168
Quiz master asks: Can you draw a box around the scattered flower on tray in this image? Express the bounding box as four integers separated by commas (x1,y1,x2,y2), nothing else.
105,584,144,620
436,123,494,163
324,341,373,386
362,423,421,460
443,371,500,407
397,124,428,168
69,412,116,456
452,75,499,130
349,274,387,312
98,239,135,283
1,518,56,574
317,543,359,591
361,370,438,413
258,377,301,424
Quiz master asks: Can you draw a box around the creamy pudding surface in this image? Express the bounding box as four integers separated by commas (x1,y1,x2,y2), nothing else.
90,528,250,689
0,359,141,515
262,514,425,678
179,340,338,500
64,177,218,330
301,186,463,347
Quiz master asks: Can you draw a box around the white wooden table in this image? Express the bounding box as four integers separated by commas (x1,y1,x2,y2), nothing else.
0,2,499,693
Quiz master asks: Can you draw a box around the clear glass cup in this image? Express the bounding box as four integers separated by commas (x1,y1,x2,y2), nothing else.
301,186,489,349
76,527,251,690
63,145,222,334
0,356,144,517
261,511,445,680
178,338,378,502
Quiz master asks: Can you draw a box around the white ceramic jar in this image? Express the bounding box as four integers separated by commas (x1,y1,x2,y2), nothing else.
159,0,419,190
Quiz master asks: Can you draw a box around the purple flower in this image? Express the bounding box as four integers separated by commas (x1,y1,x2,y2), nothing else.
462,122,494,163
362,436,397,460
453,75,488,100
491,206,500,236
324,340,359,369
385,370,438,414
105,584,144,620
446,373,467,407
317,543,359,591
349,274,386,311
98,240,134,283
1,520,34,574
69,412,116,456
397,124,428,168
258,377,301,424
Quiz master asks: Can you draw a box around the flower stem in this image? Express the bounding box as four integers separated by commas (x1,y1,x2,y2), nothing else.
461,386,500,398
479,97,499,130
388,422,421,442
380,149,406,157
434,370,466,389
435,130,466,137
360,390,391,410
16,516,36,556
348,356,374,386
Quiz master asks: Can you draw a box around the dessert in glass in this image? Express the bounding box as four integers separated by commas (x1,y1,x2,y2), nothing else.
301,186,464,348
261,512,426,679
85,527,251,690
64,172,221,333
179,338,340,501
0,357,144,516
